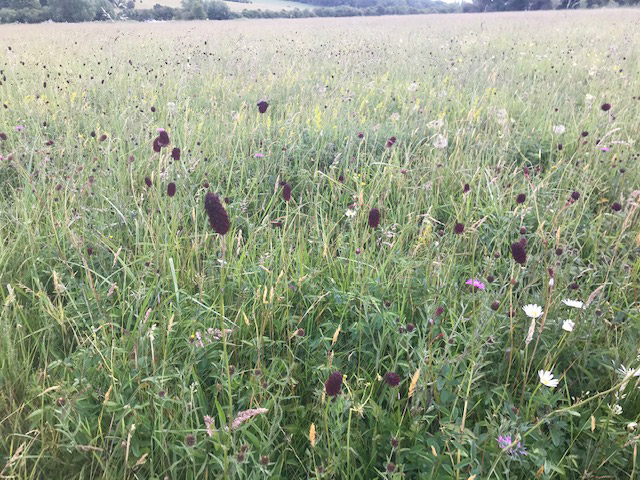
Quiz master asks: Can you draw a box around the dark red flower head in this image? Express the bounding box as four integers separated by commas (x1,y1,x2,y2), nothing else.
325,371,343,397
204,192,230,235
171,147,180,161
152,138,161,153
167,182,176,197
98,134,107,143
144,176,152,188
611,202,622,212
157,130,170,147
384,372,401,387
571,191,580,200
453,223,464,235
516,193,526,204
386,136,397,148
463,183,470,194
282,182,292,202
368,208,380,228
0,132,7,141
257,100,269,114
601,103,611,112
511,241,527,265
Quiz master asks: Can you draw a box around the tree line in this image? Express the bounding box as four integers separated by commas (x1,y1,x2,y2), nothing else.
0,0,638,24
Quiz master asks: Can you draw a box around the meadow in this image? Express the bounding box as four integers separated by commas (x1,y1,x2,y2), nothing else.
0,10,639,479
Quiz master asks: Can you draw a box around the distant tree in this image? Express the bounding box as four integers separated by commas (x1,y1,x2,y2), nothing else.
204,0,230,18
0,0,39,8
94,0,114,18
50,0,96,21
181,0,206,18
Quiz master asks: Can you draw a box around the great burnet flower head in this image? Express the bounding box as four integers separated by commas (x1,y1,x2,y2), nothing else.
384,372,401,387
257,100,269,114
368,208,380,228
325,371,343,397
282,182,292,202
511,241,527,265
204,192,230,235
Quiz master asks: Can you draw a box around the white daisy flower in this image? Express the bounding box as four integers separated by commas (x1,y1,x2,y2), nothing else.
552,125,566,135
538,370,560,389
562,299,585,309
562,319,575,332
616,364,640,379
345,209,357,218
523,304,543,319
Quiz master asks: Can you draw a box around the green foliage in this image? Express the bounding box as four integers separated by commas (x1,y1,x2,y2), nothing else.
49,0,96,21
205,0,230,19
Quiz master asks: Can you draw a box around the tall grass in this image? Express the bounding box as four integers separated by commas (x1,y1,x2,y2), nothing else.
1,11,639,479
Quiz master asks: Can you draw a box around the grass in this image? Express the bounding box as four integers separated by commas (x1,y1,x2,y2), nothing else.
0,11,639,479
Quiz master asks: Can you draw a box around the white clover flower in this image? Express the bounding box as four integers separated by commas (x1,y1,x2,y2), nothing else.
562,319,575,332
553,125,566,135
562,299,585,309
609,404,623,415
407,82,418,92
627,422,637,431
538,370,560,388
433,134,448,149
523,304,543,319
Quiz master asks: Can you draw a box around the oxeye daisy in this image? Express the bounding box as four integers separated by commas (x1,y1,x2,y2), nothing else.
538,370,559,388
562,319,575,332
522,304,543,319
562,299,585,309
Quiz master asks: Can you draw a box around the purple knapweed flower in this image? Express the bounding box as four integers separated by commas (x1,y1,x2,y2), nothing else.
465,278,485,291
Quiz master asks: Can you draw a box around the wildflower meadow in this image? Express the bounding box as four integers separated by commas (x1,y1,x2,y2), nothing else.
1,10,639,479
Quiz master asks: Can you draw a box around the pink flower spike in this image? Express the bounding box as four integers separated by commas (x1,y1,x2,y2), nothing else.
254,153,264,158
465,278,485,291
157,127,165,133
